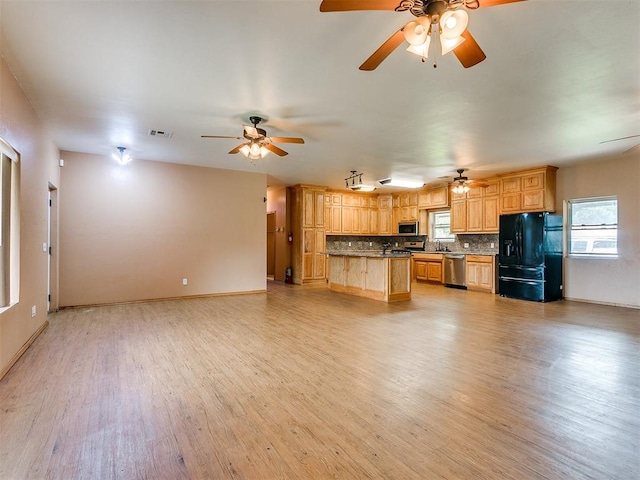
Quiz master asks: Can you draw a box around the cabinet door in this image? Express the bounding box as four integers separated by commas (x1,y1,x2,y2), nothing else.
426,262,442,282
378,209,392,235
522,172,544,190
302,228,315,280
414,260,428,280
501,193,521,213
501,177,521,193
378,195,392,210
313,229,326,279
478,262,493,290
467,185,484,199
314,191,324,227
430,186,448,207
467,198,483,232
369,209,378,234
418,190,431,208
330,205,342,234
483,196,499,232
450,200,467,233
303,190,315,228
466,262,479,287
341,206,353,234
522,190,545,211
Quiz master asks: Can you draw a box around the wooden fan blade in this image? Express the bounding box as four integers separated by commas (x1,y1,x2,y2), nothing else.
228,144,246,154
201,135,243,140
243,126,260,139
477,0,526,8
623,143,640,155
320,0,402,12
453,30,486,68
264,143,289,157
360,29,406,71
270,137,305,144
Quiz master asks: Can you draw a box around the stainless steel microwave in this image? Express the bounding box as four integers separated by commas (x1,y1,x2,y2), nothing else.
398,221,419,236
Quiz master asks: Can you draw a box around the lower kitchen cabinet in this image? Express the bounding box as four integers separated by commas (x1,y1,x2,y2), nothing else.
413,253,443,283
466,255,495,293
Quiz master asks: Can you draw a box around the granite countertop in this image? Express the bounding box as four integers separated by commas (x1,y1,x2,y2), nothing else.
326,250,498,257
323,250,412,257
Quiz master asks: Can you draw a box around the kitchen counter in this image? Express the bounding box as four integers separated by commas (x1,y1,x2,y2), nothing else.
324,250,412,258
326,252,411,302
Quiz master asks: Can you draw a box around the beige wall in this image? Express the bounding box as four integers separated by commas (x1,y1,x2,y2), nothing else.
0,54,61,375
59,152,267,307
266,186,290,282
555,154,640,308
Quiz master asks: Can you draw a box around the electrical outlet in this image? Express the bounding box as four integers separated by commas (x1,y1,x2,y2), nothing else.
31,305,36,317
395,242,398,247
491,242,495,249
182,278,188,286
464,243,469,248
348,242,351,247
369,242,373,247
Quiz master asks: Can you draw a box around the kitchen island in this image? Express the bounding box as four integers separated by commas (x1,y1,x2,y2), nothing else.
326,251,411,302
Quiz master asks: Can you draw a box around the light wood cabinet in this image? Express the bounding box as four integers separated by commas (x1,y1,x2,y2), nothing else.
377,194,393,235
450,199,467,233
499,166,557,214
412,253,444,283
466,255,495,293
291,185,326,285
328,254,411,302
418,185,449,209
449,180,500,234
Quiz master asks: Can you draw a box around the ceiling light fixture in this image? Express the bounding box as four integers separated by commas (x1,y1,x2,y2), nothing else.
112,146,132,165
452,183,470,194
345,170,376,192
239,141,269,161
378,178,424,189
403,9,468,67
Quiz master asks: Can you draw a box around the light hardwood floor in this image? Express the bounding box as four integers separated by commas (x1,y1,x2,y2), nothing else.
1,282,638,479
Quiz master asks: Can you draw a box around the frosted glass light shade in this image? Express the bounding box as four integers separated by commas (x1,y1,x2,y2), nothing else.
403,17,431,46
406,37,431,57
440,34,465,55
440,10,468,40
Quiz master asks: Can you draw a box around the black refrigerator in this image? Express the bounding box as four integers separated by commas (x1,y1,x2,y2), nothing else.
498,212,563,302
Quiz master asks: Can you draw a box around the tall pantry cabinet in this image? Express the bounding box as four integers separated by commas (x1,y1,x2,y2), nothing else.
290,185,326,285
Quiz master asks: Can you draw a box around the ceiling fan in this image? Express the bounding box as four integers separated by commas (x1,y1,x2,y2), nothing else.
449,168,484,193
201,116,305,161
600,134,640,155
319,0,526,70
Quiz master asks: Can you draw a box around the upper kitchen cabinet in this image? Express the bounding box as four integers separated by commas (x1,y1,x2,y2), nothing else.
418,184,449,209
450,180,500,234
499,166,557,214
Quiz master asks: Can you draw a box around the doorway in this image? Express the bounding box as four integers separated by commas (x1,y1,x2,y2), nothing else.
266,212,276,280
48,185,59,312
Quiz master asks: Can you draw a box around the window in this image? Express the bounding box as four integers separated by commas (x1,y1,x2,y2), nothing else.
568,196,617,257
0,136,20,309
431,211,455,241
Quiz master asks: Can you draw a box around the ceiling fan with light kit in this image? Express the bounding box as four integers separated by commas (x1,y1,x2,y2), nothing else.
201,116,304,162
447,168,486,193
319,0,526,70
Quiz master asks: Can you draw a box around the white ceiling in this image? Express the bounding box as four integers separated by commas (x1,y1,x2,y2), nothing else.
0,0,638,190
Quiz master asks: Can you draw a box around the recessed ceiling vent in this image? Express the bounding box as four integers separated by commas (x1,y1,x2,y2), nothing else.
148,129,173,139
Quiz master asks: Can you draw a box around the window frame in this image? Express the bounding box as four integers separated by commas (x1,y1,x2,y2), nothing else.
430,210,455,242
567,196,618,259
0,136,20,311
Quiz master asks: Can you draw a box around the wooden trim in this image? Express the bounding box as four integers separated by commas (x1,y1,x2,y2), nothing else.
0,320,49,381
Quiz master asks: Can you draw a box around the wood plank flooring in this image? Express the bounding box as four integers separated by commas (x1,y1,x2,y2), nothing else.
1,282,638,479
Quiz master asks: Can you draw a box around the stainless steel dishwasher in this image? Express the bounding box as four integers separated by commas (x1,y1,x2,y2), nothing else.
444,254,466,289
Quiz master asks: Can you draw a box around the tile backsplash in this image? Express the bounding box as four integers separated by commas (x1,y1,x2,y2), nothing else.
326,234,499,254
